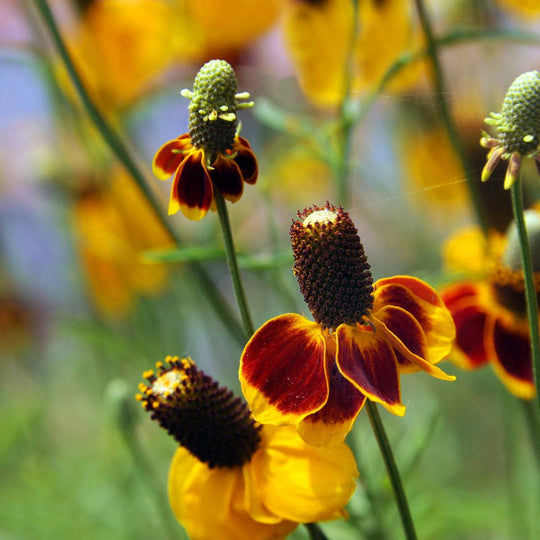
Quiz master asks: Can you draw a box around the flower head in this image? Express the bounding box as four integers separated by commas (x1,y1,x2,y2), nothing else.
152,59,258,220
137,355,358,539
441,211,540,399
481,70,540,189
240,204,456,448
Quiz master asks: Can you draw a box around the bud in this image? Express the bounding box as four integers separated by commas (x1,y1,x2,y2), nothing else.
181,59,254,164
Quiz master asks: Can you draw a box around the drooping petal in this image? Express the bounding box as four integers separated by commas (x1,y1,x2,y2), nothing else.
172,152,213,220
168,447,296,540
246,425,358,524
441,283,490,369
373,276,456,365
487,316,535,399
370,306,455,381
481,145,506,183
336,324,405,416
297,360,367,448
152,134,192,180
240,314,329,426
209,156,244,202
234,137,258,184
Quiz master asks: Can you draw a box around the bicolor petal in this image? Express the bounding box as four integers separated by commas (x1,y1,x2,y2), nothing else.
240,314,329,426
371,306,455,381
152,135,191,180
335,324,405,416
173,152,213,220
234,137,258,184
247,425,358,524
297,360,366,448
488,317,535,399
210,156,244,203
441,283,490,369
373,276,455,364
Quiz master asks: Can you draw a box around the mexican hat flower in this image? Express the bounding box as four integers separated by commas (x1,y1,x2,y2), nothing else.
440,211,540,399
240,204,456,448
481,70,540,190
152,59,258,220
136,356,358,540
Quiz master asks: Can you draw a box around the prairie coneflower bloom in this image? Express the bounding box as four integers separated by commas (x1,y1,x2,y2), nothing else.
152,60,258,220
240,204,456,448
136,356,358,540
481,70,540,190
283,0,425,107
71,169,172,317
441,212,540,399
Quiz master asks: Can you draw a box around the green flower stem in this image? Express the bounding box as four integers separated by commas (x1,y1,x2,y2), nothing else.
32,0,245,345
305,522,329,540
412,0,489,235
510,179,540,418
366,402,418,540
213,189,255,340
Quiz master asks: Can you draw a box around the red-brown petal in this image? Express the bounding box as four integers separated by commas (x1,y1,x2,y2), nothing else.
173,153,213,220
336,324,405,416
488,317,535,399
373,276,455,365
370,307,454,381
209,157,244,203
152,135,192,180
451,302,489,369
239,314,329,425
297,361,367,448
233,141,258,184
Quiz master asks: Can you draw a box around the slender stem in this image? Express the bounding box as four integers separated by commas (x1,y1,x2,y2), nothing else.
510,180,540,418
32,0,244,344
412,0,489,235
305,522,329,540
213,189,254,340
366,402,418,540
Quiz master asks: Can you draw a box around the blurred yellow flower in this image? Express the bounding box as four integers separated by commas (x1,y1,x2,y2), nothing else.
63,0,182,111
71,168,172,317
494,0,540,16
137,356,358,540
441,214,539,399
181,0,281,59
283,0,426,107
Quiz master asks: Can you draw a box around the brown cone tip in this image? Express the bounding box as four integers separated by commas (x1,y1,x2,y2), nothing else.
290,203,374,329
137,356,261,469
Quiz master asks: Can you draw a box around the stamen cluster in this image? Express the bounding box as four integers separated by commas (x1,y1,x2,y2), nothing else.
136,356,261,468
290,203,374,329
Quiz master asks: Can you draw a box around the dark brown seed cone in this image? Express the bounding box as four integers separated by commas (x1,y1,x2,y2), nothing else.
188,59,238,158
290,203,374,329
137,357,261,469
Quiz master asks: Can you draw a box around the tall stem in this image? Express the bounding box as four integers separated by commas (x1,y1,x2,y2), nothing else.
32,0,244,344
213,190,254,340
366,402,418,540
510,179,540,418
412,0,489,235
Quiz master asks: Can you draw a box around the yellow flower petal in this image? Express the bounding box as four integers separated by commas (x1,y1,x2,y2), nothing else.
247,425,358,523
168,448,296,540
